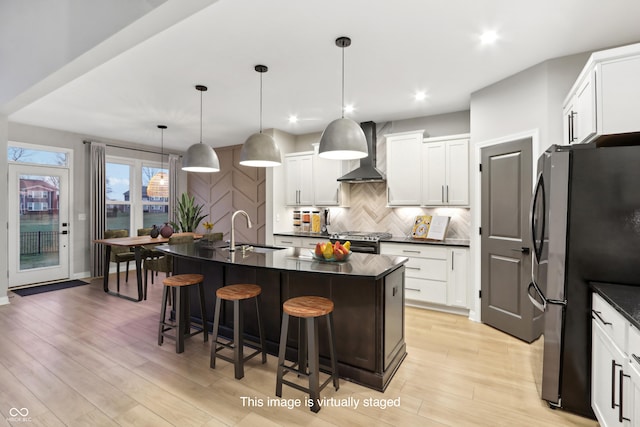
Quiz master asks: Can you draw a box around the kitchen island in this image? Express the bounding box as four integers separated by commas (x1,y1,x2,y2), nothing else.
157,242,408,392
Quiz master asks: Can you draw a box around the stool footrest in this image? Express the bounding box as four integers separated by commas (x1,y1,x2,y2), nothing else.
213,338,264,364
279,366,335,394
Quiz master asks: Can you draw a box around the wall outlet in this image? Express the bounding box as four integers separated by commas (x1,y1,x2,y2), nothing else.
276,213,280,222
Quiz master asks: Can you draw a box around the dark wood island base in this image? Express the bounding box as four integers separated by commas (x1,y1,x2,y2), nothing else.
160,243,408,392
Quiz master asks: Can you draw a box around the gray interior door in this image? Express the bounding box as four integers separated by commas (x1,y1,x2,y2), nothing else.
481,138,542,343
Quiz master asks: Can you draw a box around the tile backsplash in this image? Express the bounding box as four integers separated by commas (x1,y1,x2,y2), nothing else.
289,182,470,240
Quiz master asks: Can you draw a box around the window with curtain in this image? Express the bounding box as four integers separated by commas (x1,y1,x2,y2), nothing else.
105,157,170,233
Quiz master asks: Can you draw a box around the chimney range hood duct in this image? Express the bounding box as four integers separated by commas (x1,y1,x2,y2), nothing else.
337,121,385,183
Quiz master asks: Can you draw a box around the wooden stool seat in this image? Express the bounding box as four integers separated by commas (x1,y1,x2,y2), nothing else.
283,296,334,318
216,284,261,301
163,273,204,287
276,295,339,413
211,284,266,379
158,274,207,354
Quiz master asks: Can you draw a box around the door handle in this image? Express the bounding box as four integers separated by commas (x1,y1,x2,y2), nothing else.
511,247,530,254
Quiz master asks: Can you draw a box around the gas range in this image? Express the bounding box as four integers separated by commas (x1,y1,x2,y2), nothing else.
329,231,392,254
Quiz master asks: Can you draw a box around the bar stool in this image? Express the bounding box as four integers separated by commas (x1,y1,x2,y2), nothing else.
276,296,339,413
158,273,208,353
210,284,266,379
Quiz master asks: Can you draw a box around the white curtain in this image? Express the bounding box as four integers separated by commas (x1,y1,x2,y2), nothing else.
168,154,180,224
89,142,106,277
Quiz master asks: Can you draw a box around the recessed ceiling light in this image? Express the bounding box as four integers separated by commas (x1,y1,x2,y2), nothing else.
344,104,355,114
480,30,499,45
288,115,298,123
415,91,427,101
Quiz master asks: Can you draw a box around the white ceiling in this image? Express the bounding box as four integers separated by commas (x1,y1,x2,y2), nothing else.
9,0,640,151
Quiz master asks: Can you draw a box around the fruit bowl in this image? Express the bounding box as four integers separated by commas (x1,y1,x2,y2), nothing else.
310,251,352,262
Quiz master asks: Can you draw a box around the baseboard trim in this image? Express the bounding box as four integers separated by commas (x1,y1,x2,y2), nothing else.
0,295,10,306
405,300,470,317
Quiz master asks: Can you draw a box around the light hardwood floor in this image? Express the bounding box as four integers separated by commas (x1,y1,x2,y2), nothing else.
0,275,598,426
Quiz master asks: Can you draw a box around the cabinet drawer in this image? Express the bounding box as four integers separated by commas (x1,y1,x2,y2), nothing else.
404,256,447,281
592,293,627,352
405,277,447,305
274,236,302,247
630,324,640,369
380,243,448,260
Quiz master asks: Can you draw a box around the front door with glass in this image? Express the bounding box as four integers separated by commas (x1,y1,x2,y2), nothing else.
8,164,70,287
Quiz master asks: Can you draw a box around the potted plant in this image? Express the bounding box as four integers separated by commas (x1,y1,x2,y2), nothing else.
171,193,208,232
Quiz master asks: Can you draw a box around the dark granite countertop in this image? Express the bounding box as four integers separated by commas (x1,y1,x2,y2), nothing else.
273,232,470,247
591,282,640,330
157,241,408,280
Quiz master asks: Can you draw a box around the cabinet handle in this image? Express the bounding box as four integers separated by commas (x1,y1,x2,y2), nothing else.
592,310,612,326
612,360,622,409
406,287,421,292
633,354,640,365
402,249,421,254
619,370,631,423
281,240,293,244
446,185,449,203
441,185,444,203
451,252,454,270
567,113,573,142
406,266,421,271
570,111,578,142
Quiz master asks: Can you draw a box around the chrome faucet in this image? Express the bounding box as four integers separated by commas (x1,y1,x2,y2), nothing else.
230,210,253,252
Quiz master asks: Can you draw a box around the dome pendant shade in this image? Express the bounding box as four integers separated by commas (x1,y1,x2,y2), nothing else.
182,142,220,172
147,171,169,198
318,118,368,160
240,64,281,167
240,132,282,167
182,84,220,173
318,36,368,160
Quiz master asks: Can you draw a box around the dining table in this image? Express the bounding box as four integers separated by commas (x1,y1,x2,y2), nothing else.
94,232,200,302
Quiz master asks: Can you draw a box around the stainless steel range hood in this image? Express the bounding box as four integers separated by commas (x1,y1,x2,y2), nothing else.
337,121,385,183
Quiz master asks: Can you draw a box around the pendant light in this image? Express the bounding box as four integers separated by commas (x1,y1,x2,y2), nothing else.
318,36,368,160
182,85,220,172
240,65,282,167
147,124,169,198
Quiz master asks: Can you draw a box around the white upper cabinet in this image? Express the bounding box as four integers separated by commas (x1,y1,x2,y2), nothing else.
284,152,314,206
284,146,350,207
563,42,640,145
422,135,469,206
386,131,469,207
312,143,350,207
385,131,424,206
563,72,596,145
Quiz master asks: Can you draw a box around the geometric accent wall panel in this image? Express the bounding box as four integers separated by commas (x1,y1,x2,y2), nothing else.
188,144,266,245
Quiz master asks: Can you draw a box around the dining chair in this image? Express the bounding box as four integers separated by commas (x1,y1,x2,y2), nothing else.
104,229,136,292
143,234,194,300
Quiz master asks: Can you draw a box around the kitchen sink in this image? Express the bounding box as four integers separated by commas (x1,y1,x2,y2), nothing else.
218,244,284,253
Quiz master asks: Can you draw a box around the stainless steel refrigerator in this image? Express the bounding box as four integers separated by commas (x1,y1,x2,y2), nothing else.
528,142,640,418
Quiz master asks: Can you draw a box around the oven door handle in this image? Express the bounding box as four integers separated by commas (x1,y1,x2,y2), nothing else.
349,245,377,254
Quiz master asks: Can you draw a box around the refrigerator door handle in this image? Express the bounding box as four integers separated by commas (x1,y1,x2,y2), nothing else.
527,280,547,312
528,279,567,312
529,171,546,265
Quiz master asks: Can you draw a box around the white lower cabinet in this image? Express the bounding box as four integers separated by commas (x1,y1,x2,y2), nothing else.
591,293,640,426
273,235,328,249
380,242,469,310
629,324,640,427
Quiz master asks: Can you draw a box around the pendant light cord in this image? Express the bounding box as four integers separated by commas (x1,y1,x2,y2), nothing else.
259,70,263,133
199,90,203,144
341,44,345,119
